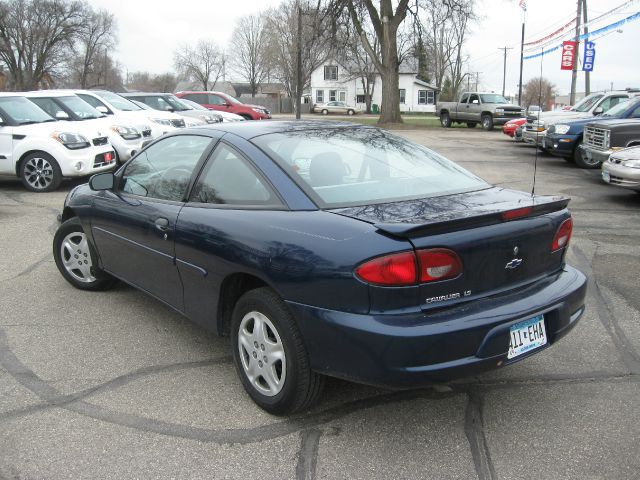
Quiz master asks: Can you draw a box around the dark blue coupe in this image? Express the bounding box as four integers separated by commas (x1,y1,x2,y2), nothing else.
53,122,587,414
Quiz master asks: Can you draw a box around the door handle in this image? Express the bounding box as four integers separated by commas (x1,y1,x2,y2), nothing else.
155,217,169,231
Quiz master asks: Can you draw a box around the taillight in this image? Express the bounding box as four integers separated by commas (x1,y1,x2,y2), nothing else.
416,248,463,282
551,217,573,252
355,248,462,286
355,251,417,286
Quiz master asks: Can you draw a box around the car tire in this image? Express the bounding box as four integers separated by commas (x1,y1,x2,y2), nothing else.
481,114,494,131
440,112,451,128
19,152,63,192
466,122,477,128
574,145,602,169
321,109,328,115
571,140,583,164
347,109,355,116
53,218,117,291
230,287,325,415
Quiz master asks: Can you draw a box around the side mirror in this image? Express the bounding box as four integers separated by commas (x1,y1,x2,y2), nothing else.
593,106,604,115
55,111,70,120
165,106,175,112
95,106,109,114
89,172,115,191
472,99,479,104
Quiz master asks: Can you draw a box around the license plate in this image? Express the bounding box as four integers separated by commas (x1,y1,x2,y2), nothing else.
602,170,610,183
507,315,547,359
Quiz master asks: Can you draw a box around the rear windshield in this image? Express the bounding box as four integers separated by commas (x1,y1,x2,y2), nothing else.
252,127,489,208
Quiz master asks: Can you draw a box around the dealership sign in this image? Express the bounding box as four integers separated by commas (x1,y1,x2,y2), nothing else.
582,41,596,71
560,41,577,70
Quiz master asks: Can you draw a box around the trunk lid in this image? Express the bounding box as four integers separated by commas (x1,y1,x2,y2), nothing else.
332,187,571,310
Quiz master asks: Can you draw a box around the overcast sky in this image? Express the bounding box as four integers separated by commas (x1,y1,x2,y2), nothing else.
89,0,639,95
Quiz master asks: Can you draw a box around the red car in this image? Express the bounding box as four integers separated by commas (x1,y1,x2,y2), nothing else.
175,91,271,120
502,118,527,138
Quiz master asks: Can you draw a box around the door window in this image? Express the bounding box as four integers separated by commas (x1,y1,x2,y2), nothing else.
121,135,212,201
184,93,208,104
207,94,226,105
77,94,112,114
460,93,470,104
598,95,628,113
468,94,480,104
190,143,281,207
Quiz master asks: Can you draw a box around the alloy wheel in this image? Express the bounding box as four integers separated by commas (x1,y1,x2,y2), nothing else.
237,311,286,396
59,231,96,283
23,157,54,190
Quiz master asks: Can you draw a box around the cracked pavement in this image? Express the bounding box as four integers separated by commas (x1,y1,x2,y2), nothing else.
0,127,638,479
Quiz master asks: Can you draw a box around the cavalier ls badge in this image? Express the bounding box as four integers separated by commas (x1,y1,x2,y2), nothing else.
505,246,523,270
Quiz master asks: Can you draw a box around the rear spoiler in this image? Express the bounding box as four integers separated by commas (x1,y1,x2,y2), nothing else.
374,196,570,238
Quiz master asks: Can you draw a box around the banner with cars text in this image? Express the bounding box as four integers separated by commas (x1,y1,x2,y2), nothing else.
582,42,596,71
560,41,577,70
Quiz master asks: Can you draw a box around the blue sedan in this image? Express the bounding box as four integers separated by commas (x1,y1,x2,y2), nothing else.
53,122,587,414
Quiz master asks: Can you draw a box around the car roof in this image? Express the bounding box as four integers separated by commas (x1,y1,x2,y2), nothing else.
175,120,373,140
122,92,173,96
25,90,77,98
176,91,229,96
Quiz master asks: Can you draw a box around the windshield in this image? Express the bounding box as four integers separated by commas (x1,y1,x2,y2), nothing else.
572,94,603,112
602,99,633,117
479,94,509,104
0,96,55,125
253,128,489,208
221,94,242,105
181,99,208,111
58,96,104,120
96,91,142,111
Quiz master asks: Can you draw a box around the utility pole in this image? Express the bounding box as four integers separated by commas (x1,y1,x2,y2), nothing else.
473,72,482,91
570,0,583,105
582,0,590,95
295,2,303,120
518,22,525,106
498,47,513,97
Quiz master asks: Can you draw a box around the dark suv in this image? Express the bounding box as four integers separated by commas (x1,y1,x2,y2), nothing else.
175,91,271,120
580,118,640,168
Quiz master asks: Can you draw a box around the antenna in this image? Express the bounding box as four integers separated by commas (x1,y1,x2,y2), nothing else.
531,47,544,197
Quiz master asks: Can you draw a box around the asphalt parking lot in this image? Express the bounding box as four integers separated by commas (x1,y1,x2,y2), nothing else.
1,126,639,480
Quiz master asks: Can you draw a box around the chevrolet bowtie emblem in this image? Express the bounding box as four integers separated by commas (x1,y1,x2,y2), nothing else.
506,246,523,270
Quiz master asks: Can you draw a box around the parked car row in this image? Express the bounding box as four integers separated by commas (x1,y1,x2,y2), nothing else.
175,91,271,120
501,90,640,194
0,88,254,192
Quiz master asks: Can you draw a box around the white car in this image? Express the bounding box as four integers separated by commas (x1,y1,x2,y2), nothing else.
127,99,207,128
65,90,187,139
0,94,116,192
178,98,246,122
26,91,148,164
121,93,223,125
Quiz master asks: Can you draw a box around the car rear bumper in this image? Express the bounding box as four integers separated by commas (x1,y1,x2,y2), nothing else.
544,134,580,157
287,265,587,388
523,129,546,146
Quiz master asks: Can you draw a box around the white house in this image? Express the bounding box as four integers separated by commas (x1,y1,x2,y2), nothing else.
309,58,438,113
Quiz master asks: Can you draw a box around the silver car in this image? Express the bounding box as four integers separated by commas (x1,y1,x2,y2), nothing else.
601,146,640,192
312,101,359,115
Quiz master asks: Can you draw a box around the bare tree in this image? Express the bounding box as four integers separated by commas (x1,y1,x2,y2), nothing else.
263,0,336,113
522,77,556,110
128,71,179,93
174,40,225,91
342,0,411,124
0,0,85,90
419,0,474,99
230,15,269,97
72,8,116,88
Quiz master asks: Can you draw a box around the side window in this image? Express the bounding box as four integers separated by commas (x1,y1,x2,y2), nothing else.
29,98,59,117
599,95,627,112
77,94,110,113
469,94,479,104
121,135,211,201
460,93,469,104
208,95,226,105
631,105,640,118
190,144,281,207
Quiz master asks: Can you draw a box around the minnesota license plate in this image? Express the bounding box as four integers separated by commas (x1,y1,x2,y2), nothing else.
507,315,547,359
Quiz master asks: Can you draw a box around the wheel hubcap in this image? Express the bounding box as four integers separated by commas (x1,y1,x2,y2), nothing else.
60,232,96,283
24,157,53,189
238,311,286,396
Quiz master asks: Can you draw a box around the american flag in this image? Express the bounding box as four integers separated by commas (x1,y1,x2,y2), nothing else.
519,0,527,11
